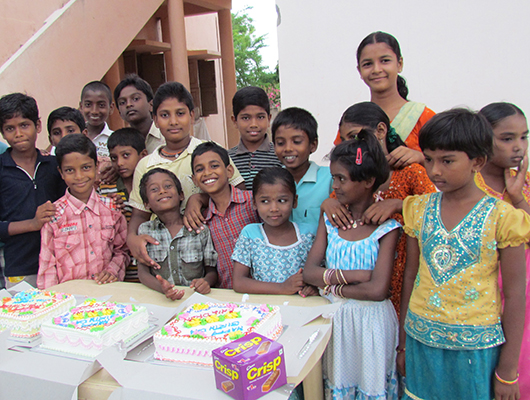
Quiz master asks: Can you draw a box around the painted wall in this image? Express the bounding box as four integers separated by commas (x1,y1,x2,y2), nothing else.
276,0,530,164
185,12,228,145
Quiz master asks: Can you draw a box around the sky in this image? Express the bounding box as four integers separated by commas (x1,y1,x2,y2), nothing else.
231,0,279,70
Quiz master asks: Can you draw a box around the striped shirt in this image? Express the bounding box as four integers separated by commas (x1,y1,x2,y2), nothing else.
98,178,139,282
228,135,282,190
203,187,260,289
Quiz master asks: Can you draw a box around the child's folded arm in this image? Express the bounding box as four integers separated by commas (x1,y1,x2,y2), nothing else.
232,262,304,295
105,213,129,281
37,223,59,289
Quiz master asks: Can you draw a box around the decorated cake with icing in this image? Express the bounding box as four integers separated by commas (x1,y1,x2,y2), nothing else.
154,302,282,365
0,289,75,338
40,299,149,358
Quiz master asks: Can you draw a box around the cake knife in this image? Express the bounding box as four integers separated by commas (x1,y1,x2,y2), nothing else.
297,329,320,359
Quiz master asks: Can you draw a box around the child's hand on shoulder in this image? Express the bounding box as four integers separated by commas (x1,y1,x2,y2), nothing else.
321,197,353,230
363,199,402,225
92,271,118,285
156,275,185,301
33,201,56,230
298,284,319,297
280,269,305,294
190,278,211,294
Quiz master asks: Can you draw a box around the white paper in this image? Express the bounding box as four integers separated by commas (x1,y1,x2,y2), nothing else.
98,346,291,400
6,281,35,292
0,289,10,299
0,330,100,399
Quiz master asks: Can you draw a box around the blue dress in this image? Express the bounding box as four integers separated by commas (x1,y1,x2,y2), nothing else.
322,214,400,400
231,222,315,282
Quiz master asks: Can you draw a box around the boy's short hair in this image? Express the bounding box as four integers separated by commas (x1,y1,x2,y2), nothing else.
47,106,86,134
139,167,183,205
191,141,230,172
232,86,270,118
0,93,39,133
81,81,113,103
271,107,318,143
56,134,98,168
113,74,154,104
419,108,493,160
153,81,194,115
108,127,146,154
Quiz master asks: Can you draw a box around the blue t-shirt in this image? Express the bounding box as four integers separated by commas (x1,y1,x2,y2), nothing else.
291,161,332,235
0,142,8,154
231,222,315,283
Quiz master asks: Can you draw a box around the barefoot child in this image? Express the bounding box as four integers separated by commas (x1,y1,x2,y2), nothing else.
232,167,315,296
399,109,530,399
137,168,217,300
476,102,530,398
304,132,401,399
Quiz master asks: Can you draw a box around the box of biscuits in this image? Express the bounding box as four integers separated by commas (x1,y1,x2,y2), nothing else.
212,332,287,400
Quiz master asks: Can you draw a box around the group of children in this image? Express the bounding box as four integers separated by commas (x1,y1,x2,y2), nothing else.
0,30,528,400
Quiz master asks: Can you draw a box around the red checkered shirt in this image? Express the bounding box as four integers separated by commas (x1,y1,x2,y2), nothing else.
204,187,260,289
37,189,129,289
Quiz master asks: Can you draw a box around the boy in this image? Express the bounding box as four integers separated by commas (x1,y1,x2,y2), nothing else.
137,168,217,299
79,81,114,158
114,74,165,154
272,107,332,234
46,106,86,155
192,142,260,289
228,86,282,190
37,134,129,289
99,128,147,282
0,93,66,289
126,81,245,267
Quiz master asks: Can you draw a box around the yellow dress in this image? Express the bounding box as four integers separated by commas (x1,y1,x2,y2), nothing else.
403,192,530,349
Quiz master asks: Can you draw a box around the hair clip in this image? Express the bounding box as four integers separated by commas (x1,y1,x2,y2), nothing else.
355,148,362,165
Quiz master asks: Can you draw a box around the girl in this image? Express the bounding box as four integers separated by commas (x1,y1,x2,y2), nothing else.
232,167,316,297
334,32,435,168
324,102,436,315
476,102,530,398
399,109,530,400
304,132,401,400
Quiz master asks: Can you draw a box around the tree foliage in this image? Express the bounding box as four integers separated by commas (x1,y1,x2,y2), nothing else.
232,8,279,90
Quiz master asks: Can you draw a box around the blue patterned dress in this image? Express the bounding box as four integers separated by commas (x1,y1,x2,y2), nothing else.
322,214,400,400
231,222,315,282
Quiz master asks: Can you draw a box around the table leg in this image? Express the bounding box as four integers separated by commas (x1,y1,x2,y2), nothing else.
302,358,324,400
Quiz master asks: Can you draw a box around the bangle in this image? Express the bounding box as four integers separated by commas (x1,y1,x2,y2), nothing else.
338,269,348,285
324,269,334,286
322,270,329,286
323,285,331,295
338,284,345,298
495,371,519,385
396,346,406,354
